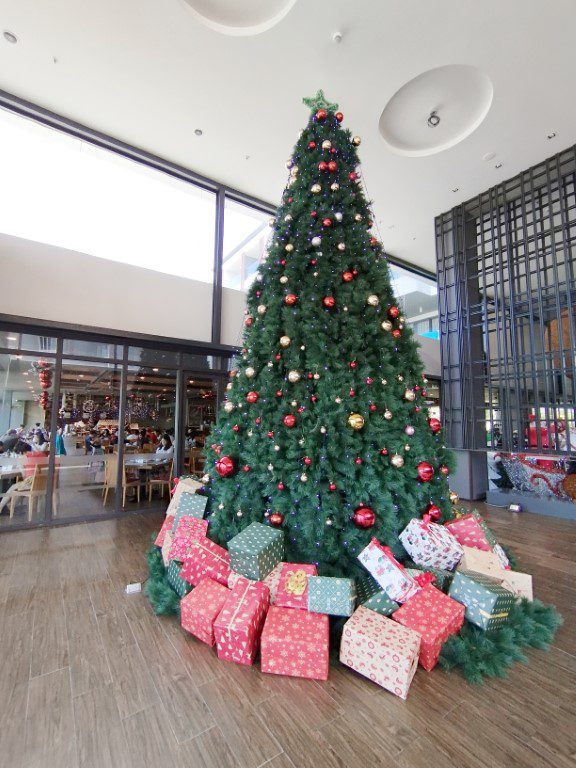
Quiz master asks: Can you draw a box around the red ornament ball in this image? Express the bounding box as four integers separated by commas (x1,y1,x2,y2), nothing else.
440,465,450,476
310,395,317,403
392,329,402,339
303,457,312,466
310,258,318,265
327,160,337,172
318,161,328,172
366,377,373,385
232,425,239,433
269,512,284,526
428,417,442,434
276,390,283,397
329,482,337,491
215,456,235,478
355,457,363,465
350,361,357,369
425,504,442,521
353,506,376,528
369,404,377,411
388,305,400,319
244,316,253,327
277,482,285,490
255,417,261,425
349,172,358,181
297,406,305,413
322,218,332,227
284,294,297,306
380,448,388,455
417,461,435,482
370,237,379,247
322,296,336,309
342,271,354,282
349,388,355,397
242,465,250,472
335,111,344,122
275,354,282,361
311,211,317,217
267,431,274,438
283,414,296,428
280,259,286,266
246,391,259,404
316,108,328,120
308,141,316,149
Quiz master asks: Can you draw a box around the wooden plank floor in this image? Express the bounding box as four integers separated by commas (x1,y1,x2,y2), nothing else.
0,503,574,768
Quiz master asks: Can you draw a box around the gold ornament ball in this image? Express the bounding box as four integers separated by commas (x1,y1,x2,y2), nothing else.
300,473,308,482
291,400,297,406
391,453,405,468
223,401,235,413
354,213,363,222
347,412,365,430
367,294,379,307
279,335,291,348
335,397,343,404
384,409,393,420
288,370,301,383
280,276,288,284
337,242,346,251
352,136,361,146
330,182,340,191
449,490,460,504
311,183,322,194
284,214,292,222
381,320,393,331
257,304,267,315
322,140,332,149
290,165,298,176
313,373,320,380
285,243,294,252
245,367,255,378
404,389,416,402
202,473,210,483
226,382,232,391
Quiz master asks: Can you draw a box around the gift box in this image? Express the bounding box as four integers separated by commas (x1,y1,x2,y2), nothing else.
263,562,285,603
161,530,174,567
405,562,454,592
171,492,208,532
449,510,510,569
339,606,420,699
181,537,231,586
307,576,356,616
180,578,229,646
492,543,511,570
168,516,209,562
275,563,317,610
228,522,284,580
400,518,464,571
166,560,192,598
154,514,175,548
358,538,420,603
444,514,491,551
457,546,504,577
448,570,516,630
260,606,329,680
166,477,203,515
499,570,533,601
214,581,270,665
392,585,465,671
356,575,399,616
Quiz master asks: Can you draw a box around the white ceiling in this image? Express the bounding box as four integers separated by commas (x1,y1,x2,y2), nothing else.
1,0,575,272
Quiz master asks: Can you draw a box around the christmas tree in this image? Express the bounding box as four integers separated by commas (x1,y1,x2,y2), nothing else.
203,91,455,577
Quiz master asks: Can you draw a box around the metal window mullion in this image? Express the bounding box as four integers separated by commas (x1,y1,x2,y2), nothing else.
45,337,63,523
115,346,129,515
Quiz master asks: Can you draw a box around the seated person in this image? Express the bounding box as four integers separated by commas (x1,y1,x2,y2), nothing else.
155,434,174,457
31,431,50,453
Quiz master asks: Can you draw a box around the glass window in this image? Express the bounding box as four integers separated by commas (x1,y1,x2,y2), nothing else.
222,198,273,290
0,107,216,283
0,353,54,527
0,331,57,354
127,347,180,368
63,338,123,359
389,264,439,339
181,375,218,478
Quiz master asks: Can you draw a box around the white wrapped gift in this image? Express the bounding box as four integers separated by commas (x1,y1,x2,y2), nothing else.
399,518,464,571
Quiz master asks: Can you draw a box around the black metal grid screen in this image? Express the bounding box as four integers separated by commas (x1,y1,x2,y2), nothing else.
436,145,576,455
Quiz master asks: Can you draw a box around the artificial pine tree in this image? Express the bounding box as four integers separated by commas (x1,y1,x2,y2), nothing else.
203,91,455,577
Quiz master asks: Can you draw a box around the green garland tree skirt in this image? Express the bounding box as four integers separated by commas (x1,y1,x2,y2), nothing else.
144,545,562,685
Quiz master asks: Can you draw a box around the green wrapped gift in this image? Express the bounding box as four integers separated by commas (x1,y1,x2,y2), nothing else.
405,563,454,592
448,569,516,630
356,575,398,616
227,522,284,580
166,560,192,598
308,576,356,617
171,492,208,532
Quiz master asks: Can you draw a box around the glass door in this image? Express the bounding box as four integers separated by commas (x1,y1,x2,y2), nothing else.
181,375,219,479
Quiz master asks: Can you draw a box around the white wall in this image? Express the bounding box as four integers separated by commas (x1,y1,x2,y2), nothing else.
0,233,213,342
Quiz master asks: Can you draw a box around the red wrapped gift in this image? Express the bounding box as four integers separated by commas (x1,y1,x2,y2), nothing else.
154,515,175,548
392,584,465,671
444,515,491,551
168,516,209,562
181,537,231,586
275,563,317,610
180,578,229,646
260,606,329,680
214,581,270,665
263,562,286,603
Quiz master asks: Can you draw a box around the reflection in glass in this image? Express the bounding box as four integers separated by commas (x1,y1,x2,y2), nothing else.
223,198,272,290
389,265,439,339
182,376,217,478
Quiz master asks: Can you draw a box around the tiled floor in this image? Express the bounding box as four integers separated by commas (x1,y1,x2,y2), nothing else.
0,504,574,768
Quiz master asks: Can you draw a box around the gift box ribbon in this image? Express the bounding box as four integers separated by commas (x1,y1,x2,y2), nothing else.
222,582,259,638
189,538,229,564
478,609,509,619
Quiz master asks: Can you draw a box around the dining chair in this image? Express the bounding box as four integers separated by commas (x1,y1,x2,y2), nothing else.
188,448,205,478
148,459,173,502
9,465,57,521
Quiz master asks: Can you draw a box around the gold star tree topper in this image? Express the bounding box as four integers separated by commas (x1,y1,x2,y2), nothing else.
302,89,339,113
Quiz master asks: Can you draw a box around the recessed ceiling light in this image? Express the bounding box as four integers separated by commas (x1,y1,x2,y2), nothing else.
483,152,496,162
3,30,17,44
547,132,556,140
452,187,460,193
152,367,159,372
494,163,503,169
7,335,17,341
194,129,203,137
